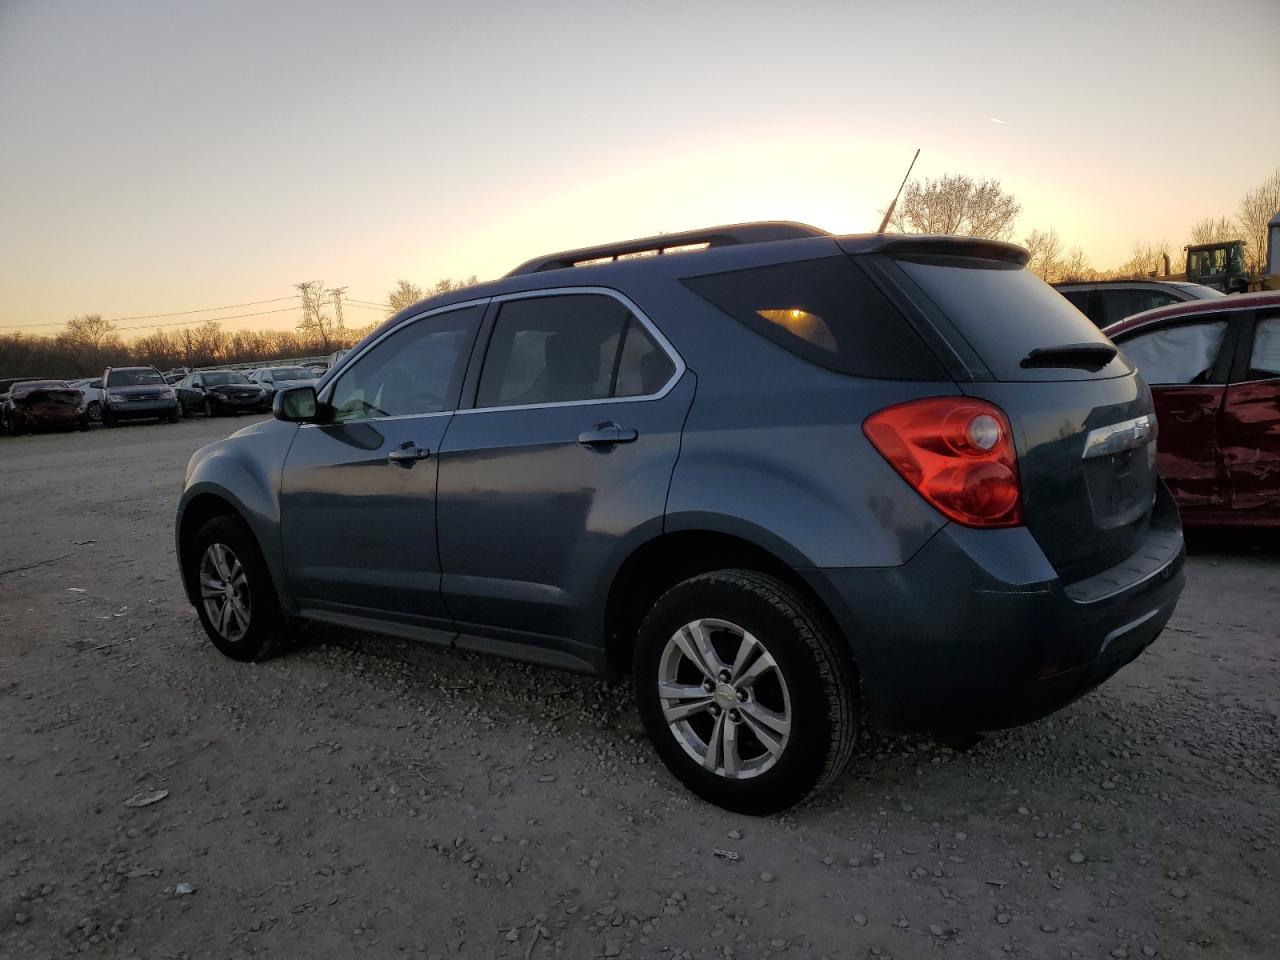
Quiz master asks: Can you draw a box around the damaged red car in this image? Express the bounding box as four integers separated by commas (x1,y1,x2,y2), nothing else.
1104,291,1280,527
1,379,89,435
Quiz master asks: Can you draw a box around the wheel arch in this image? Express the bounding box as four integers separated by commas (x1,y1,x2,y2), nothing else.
601,526,849,678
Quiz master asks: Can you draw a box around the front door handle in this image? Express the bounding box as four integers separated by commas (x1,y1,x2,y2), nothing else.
577,422,639,447
387,444,431,467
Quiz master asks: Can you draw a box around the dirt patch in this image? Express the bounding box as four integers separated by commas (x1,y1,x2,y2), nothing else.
2,418,1278,959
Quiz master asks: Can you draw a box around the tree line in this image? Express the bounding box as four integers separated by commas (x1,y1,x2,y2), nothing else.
888,166,1279,283
6,170,1276,383
0,277,477,380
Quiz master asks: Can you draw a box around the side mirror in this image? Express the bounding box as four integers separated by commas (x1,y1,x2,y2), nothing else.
274,385,321,423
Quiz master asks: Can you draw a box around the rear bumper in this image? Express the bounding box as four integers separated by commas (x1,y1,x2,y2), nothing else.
801,484,1185,732
18,408,82,425
108,399,178,420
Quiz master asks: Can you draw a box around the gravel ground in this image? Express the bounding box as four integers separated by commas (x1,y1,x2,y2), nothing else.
1,416,1278,960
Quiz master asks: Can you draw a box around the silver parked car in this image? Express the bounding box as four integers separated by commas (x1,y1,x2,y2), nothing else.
1052,279,1223,328
67,377,105,423
247,366,318,398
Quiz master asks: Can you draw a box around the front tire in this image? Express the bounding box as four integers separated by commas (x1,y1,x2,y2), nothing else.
86,400,102,423
634,570,858,814
203,398,215,418
188,516,284,662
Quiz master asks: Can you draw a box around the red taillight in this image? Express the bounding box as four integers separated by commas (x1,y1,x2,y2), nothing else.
863,397,1022,528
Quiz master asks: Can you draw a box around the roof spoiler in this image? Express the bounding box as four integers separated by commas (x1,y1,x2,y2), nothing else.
843,234,1030,265
505,221,830,277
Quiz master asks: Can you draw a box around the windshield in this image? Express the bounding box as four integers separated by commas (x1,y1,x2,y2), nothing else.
1177,284,1226,300
269,367,312,380
203,371,250,386
106,369,165,387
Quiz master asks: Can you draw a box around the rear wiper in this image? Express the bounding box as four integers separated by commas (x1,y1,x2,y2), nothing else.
1020,342,1118,371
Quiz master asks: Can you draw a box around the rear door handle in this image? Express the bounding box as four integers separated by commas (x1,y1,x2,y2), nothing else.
387,444,431,467
577,422,638,447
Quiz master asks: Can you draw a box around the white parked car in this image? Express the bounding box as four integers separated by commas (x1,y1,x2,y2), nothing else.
67,377,105,423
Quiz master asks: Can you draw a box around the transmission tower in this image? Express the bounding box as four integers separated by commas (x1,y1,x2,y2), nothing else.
330,286,347,332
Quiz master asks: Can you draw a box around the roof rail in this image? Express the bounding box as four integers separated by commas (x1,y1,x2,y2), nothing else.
504,221,829,277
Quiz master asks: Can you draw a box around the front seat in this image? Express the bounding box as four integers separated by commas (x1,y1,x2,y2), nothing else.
517,332,601,405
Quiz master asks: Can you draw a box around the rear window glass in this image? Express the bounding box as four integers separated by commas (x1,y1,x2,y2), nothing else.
681,257,945,380
895,257,1130,381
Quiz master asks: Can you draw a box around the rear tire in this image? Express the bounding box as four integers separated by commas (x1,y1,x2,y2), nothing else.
188,516,285,662
633,569,858,814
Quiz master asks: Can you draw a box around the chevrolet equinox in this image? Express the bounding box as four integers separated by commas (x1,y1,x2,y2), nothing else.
176,223,1186,813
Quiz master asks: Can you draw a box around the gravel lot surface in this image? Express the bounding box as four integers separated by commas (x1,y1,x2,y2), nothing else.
1,416,1278,960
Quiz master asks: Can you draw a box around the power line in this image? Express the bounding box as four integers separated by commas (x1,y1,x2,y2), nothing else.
0,295,300,331
115,306,301,332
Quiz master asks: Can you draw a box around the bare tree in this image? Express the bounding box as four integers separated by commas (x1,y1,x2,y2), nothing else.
1114,239,1174,279
294,280,337,353
1057,246,1095,282
54,313,125,374
387,280,425,315
1238,168,1280,275
387,276,480,316
1023,228,1064,281
1188,216,1238,246
888,174,1022,240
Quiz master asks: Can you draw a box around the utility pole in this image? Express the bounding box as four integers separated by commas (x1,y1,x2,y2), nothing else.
329,287,347,333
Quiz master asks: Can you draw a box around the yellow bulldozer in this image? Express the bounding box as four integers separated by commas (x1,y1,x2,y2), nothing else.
1161,211,1279,292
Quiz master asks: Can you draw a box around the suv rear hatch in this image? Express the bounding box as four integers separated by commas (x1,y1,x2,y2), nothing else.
860,243,1162,584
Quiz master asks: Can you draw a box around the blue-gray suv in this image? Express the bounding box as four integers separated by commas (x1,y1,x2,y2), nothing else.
176,223,1185,812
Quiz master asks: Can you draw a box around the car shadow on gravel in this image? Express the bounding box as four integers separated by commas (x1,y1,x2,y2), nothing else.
295,620,1118,815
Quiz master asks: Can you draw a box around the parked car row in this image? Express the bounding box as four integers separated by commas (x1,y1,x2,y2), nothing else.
0,363,322,435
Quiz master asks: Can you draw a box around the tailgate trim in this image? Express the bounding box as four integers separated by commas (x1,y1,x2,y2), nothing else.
1081,414,1156,460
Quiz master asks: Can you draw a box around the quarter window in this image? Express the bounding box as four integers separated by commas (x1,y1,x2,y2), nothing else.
476,294,674,408
1117,320,1229,385
328,305,483,422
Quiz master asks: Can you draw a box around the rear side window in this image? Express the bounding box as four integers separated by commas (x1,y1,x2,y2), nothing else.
895,257,1130,381
681,257,944,379
476,294,676,408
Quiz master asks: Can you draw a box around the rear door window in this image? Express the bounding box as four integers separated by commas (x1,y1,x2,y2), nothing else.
475,293,676,408
1247,315,1280,379
1115,320,1230,385
681,257,945,379
892,256,1130,381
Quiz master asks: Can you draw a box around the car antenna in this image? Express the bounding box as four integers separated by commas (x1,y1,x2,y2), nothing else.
876,148,920,235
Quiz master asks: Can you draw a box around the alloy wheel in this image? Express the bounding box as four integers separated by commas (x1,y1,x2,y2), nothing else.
657,618,792,779
199,543,251,643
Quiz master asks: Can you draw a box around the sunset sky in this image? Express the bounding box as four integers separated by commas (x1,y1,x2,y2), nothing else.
1,0,1278,337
